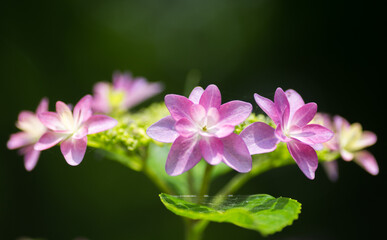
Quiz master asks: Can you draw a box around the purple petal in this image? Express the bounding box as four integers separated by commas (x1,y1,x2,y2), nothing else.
240,122,279,154
350,131,377,151
146,116,179,143
190,104,206,125
340,149,354,161
122,78,163,109
333,115,350,134
60,137,87,166
92,82,111,113
274,123,291,142
206,107,220,126
166,136,201,176
221,133,252,173
38,112,66,131
23,146,41,171
313,113,333,130
113,72,132,89
311,143,324,151
56,101,74,124
73,95,93,125
199,137,224,165
36,97,49,114
290,103,317,127
290,124,334,145
274,87,290,117
34,132,67,151
7,132,32,149
86,115,118,134
73,125,89,139
210,125,235,138
18,111,35,124
354,150,379,175
199,84,221,111
165,94,193,121
322,160,339,182
218,100,252,126
175,118,197,137
16,111,45,134
285,89,305,120
254,93,280,124
188,86,204,104
281,105,290,130
287,140,318,180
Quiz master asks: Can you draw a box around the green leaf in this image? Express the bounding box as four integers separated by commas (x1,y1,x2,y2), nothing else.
159,193,301,236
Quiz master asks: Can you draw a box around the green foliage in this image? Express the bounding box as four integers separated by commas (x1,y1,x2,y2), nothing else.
160,193,301,236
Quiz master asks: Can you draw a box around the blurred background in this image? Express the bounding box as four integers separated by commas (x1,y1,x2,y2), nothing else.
1,0,385,239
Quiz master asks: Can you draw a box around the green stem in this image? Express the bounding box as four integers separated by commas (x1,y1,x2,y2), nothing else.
142,145,176,195
184,164,214,240
187,170,196,195
216,173,254,196
184,219,204,240
217,152,293,196
199,164,213,197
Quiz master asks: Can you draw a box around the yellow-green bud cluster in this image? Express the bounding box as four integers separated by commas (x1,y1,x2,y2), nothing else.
234,113,274,134
88,102,169,151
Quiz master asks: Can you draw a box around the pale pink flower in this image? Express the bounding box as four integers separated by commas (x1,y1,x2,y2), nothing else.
333,115,378,175
240,88,333,179
92,71,163,113
7,98,49,171
146,84,253,176
312,114,378,179
35,95,117,166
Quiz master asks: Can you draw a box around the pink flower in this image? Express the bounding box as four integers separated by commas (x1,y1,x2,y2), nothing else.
240,88,333,179
34,95,118,166
92,71,163,113
333,115,378,175
7,98,49,171
146,84,253,176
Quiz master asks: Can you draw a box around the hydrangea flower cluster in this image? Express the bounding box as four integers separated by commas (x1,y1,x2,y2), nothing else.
8,78,378,182
7,74,380,239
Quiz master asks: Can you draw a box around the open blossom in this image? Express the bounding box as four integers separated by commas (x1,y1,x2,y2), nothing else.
34,95,117,166
333,115,378,175
7,98,49,171
146,84,253,176
92,71,163,114
313,113,378,179
240,88,333,179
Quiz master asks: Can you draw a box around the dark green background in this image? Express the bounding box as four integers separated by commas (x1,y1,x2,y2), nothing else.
1,0,385,239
